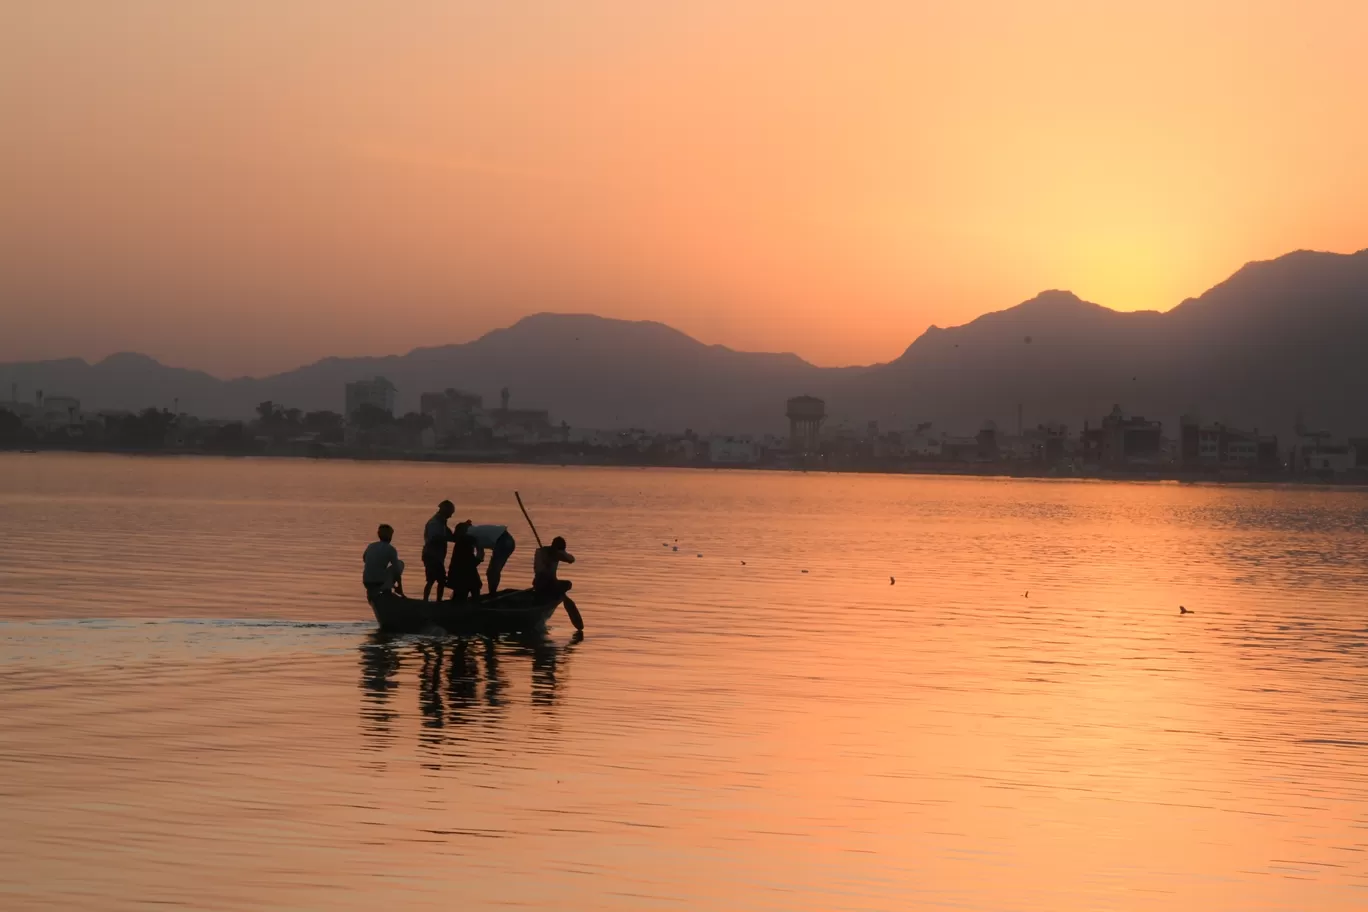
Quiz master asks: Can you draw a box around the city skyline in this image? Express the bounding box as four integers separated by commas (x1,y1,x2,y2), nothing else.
4,2,1368,375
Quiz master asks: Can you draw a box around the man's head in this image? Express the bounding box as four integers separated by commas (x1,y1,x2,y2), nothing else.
377,524,394,542
552,536,567,550
438,500,455,518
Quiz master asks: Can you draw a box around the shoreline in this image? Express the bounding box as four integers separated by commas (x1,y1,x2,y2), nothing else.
5,442,1364,488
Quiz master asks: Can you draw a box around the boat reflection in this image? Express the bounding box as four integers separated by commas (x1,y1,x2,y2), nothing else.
357,630,584,759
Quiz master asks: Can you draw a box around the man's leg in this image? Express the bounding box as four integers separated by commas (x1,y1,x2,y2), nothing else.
486,534,515,594
423,556,444,601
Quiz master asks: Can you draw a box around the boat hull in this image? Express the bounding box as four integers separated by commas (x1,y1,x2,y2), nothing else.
367,588,562,635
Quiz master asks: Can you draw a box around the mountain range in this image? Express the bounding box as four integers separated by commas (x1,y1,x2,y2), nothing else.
4,248,1368,439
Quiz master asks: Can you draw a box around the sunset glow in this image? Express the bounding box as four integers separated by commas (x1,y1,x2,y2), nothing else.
3,1,1366,375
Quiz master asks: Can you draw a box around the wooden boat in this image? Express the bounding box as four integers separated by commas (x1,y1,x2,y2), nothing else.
367,587,563,635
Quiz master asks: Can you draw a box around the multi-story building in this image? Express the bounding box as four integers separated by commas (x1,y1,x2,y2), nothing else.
1080,405,1162,467
942,424,999,463
419,388,483,439
1179,417,1280,470
1293,436,1357,475
344,377,397,420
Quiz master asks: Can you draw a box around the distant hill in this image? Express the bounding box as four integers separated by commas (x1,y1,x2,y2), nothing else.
3,248,1367,437
833,249,1368,438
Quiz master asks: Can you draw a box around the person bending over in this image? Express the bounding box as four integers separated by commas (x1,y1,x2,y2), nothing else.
467,523,516,596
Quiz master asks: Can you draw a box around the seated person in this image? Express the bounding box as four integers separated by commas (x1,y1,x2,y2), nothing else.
362,524,405,597
533,535,576,597
446,520,483,602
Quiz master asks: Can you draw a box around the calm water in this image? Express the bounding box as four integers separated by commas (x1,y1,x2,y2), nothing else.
2,453,1367,910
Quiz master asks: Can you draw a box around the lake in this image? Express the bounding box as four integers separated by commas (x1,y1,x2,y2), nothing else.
1,452,1366,910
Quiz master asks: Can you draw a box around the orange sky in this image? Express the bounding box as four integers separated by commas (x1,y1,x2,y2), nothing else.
2,1,1366,377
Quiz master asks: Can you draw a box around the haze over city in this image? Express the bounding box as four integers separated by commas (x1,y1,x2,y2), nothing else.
4,1,1368,376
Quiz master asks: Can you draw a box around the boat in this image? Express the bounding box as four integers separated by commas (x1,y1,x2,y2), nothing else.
367,587,564,635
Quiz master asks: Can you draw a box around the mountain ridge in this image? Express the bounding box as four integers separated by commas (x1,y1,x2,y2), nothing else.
4,248,1368,437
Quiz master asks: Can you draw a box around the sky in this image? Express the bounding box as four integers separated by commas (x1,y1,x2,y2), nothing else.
2,1,1367,378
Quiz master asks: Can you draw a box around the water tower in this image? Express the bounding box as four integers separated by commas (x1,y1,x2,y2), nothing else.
786,396,826,455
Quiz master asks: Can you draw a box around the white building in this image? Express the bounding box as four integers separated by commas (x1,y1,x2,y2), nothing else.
1295,439,1355,474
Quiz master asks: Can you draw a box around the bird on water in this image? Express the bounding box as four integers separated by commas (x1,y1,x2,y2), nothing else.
890,576,896,585
1180,606,1193,615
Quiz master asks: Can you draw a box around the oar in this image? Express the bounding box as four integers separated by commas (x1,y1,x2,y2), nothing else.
515,491,584,631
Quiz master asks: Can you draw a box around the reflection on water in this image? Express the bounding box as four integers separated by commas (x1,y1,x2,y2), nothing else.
359,632,583,757
2,454,1368,911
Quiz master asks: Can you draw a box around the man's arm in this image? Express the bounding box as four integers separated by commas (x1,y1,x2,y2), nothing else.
559,550,576,564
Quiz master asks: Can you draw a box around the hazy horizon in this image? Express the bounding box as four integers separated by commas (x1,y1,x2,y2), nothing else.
8,246,1367,382
4,2,1368,376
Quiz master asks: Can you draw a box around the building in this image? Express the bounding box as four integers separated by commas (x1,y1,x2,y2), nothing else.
419,388,483,439
1081,405,1162,467
901,434,943,459
1292,437,1356,475
489,388,552,439
1179,417,1280,471
708,435,761,464
344,377,397,420
35,395,81,430
942,424,999,463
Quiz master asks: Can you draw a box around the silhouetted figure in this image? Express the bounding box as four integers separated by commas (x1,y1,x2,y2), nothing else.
534,535,576,600
446,520,482,601
890,576,895,585
468,523,516,596
362,524,405,597
534,535,582,629
422,500,458,602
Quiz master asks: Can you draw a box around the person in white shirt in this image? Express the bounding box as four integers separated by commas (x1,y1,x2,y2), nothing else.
361,524,405,597
467,523,516,595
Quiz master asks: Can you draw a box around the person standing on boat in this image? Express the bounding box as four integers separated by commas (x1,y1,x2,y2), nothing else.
421,500,459,602
362,524,406,597
533,536,576,599
467,523,516,596
446,520,482,602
